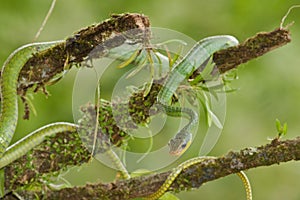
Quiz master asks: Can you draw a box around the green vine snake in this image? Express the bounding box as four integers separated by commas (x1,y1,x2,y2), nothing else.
0,41,62,196
149,35,252,200
157,35,239,155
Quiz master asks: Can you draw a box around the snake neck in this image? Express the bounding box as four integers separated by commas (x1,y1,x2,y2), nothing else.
157,103,198,155
160,104,198,129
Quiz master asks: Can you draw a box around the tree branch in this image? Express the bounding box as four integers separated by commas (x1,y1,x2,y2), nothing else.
213,28,291,73
5,137,300,199
17,13,151,96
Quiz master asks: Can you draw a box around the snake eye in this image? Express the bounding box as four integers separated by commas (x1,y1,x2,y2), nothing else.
181,143,187,149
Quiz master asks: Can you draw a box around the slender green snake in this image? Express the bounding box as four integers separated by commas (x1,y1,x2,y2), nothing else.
157,35,239,155
149,36,252,200
0,42,63,196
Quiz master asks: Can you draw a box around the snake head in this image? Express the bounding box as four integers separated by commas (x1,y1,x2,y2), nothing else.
168,132,192,156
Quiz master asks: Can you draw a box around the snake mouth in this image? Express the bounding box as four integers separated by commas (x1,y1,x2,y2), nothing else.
169,150,182,156
169,146,189,156
169,137,192,156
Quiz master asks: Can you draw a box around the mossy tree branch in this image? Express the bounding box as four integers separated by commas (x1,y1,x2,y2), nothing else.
17,13,151,95
4,136,300,199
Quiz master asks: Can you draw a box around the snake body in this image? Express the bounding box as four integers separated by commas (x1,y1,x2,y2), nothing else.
157,35,239,155
145,156,252,200
148,36,253,200
0,122,77,169
0,41,61,157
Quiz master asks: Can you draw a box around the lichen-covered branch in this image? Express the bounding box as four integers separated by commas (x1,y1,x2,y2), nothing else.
213,28,291,73
17,13,150,96
190,28,291,78
4,131,90,193
4,137,300,199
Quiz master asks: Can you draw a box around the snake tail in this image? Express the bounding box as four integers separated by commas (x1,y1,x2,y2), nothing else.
237,171,252,200
145,156,212,200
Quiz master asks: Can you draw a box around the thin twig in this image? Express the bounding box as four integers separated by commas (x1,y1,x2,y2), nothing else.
33,0,57,41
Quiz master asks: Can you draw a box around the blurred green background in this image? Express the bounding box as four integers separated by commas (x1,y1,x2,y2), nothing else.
1,0,300,199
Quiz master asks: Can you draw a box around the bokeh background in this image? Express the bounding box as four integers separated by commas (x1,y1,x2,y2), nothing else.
0,0,300,199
